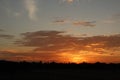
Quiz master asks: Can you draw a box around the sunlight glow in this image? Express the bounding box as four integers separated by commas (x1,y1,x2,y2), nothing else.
60,52,87,63
67,0,74,3
70,55,85,63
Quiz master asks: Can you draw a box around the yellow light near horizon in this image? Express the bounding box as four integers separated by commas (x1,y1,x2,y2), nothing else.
60,52,87,63
70,56,84,63
68,0,74,3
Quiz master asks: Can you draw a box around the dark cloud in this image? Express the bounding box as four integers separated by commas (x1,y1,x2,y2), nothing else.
0,29,4,32
15,31,79,53
81,34,120,48
0,50,23,61
15,30,120,55
0,29,14,39
80,34,120,54
53,17,69,24
73,21,96,27
0,34,14,39
53,19,67,24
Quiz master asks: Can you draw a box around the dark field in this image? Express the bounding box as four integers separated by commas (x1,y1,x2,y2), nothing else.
0,61,120,80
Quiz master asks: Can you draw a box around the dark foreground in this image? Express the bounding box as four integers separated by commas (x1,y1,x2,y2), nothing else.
0,61,120,80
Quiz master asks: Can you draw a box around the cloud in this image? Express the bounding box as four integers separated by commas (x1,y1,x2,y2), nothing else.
53,17,96,27
0,34,14,39
0,29,4,32
15,31,79,52
14,12,21,17
1,31,119,62
60,0,95,4
103,13,120,24
0,50,63,62
0,50,28,61
0,29,14,39
113,14,120,19
15,30,120,55
65,0,74,3
54,20,66,23
5,6,21,18
0,49,120,63
24,0,38,21
103,20,115,24
62,0,74,3
82,34,120,54
73,21,96,27
53,19,69,24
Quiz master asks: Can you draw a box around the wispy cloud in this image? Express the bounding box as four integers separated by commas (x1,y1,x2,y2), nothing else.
14,12,21,17
0,29,14,39
5,7,21,18
0,29,4,32
53,19,67,24
64,0,74,3
103,13,120,24
61,0,74,3
53,17,96,27
0,50,64,62
53,18,69,24
103,20,115,24
24,0,38,21
73,21,96,27
60,0,95,4
0,34,14,39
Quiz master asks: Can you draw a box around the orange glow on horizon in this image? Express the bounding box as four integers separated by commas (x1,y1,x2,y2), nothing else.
70,55,86,63
0,48,120,63
59,52,88,63
67,0,73,3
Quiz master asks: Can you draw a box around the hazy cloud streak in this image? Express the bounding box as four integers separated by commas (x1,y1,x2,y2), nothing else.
53,18,96,27
60,0,95,4
24,0,38,21
103,13,120,24
0,34,14,39
73,21,96,27
0,29,4,32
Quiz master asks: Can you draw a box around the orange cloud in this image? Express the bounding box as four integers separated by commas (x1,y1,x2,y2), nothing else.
73,21,96,27
62,0,74,3
16,31,79,53
67,0,74,3
0,50,65,62
2,30,117,63
15,31,120,55
1,32,120,63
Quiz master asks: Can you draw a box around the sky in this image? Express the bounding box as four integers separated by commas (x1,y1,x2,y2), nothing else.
0,0,120,63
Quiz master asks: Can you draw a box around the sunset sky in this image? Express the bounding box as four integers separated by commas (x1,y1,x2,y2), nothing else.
0,0,120,63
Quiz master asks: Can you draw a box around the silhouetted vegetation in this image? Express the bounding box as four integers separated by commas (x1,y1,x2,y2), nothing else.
0,60,120,80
